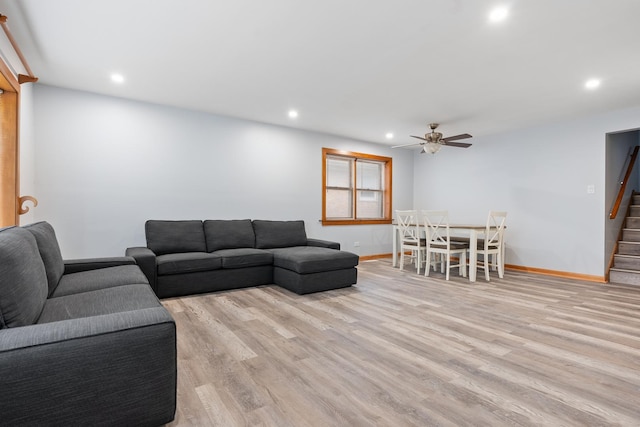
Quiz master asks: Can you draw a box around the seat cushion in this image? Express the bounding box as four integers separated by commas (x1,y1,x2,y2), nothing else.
146,220,206,255
37,284,162,324
269,246,359,274
214,248,273,269
156,252,222,276
51,265,150,298
204,219,255,252
253,220,307,249
0,227,48,328
22,221,65,296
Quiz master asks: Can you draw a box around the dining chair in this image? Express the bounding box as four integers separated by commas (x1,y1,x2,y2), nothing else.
421,210,469,280
473,211,507,281
395,210,425,274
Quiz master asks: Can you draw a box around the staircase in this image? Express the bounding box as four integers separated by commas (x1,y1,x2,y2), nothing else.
610,194,640,285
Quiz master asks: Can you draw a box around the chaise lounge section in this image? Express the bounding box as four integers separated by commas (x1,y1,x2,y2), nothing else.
126,219,359,298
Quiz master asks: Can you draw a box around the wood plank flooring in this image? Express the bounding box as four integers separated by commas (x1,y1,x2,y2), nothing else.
163,259,640,426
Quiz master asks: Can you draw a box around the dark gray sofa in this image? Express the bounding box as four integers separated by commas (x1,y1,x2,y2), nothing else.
126,219,359,298
0,222,176,426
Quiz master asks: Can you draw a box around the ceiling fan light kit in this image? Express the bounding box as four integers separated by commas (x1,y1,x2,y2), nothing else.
422,143,442,154
392,123,473,155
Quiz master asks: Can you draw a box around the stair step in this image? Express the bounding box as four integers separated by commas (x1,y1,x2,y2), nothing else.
622,229,640,241
610,268,640,286
613,254,640,270
617,241,640,255
626,217,640,229
633,195,640,204
630,206,640,217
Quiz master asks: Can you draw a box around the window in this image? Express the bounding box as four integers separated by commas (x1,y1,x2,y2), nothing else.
322,148,392,225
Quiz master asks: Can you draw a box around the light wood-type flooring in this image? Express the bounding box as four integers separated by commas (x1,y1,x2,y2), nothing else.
164,259,640,426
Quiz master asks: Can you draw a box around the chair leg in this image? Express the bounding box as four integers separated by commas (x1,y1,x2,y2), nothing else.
424,250,431,277
484,253,490,281
445,255,451,281
416,248,421,275
497,252,504,278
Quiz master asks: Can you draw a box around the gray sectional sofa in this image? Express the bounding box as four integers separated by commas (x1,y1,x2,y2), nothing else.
126,219,359,298
0,222,176,426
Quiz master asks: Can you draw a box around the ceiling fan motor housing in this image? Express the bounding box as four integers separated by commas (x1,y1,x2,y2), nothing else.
426,132,443,143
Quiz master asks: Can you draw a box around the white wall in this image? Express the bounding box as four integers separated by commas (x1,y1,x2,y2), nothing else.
32,85,414,258
413,105,640,277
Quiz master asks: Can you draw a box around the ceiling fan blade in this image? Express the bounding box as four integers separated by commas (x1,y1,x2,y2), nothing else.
391,141,423,148
410,135,428,141
443,141,472,148
442,133,472,142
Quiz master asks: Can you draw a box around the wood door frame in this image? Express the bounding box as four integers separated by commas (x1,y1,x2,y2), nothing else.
0,55,21,226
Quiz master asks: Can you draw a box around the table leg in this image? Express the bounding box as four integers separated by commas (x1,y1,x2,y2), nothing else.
469,229,477,282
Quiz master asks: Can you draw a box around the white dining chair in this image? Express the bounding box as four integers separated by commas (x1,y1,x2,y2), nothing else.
395,210,425,274
472,211,507,281
421,210,469,280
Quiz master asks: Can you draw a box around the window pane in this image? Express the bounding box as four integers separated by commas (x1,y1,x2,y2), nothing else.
327,157,351,188
326,189,352,218
356,190,383,219
356,161,382,190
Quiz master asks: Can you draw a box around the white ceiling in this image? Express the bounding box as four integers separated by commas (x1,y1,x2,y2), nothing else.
1,0,640,146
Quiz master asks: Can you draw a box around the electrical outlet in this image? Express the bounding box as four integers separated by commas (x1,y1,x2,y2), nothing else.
353,241,360,247
587,184,595,194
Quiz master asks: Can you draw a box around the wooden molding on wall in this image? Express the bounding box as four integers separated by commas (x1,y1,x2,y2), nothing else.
361,254,607,283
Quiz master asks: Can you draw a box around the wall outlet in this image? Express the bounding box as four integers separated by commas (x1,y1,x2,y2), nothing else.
587,184,595,194
353,241,360,247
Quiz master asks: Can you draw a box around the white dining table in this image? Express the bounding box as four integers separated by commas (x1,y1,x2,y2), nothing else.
392,223,488,282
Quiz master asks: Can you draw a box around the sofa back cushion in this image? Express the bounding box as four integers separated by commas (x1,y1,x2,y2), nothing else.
252,220,307,249
22,221,65,296
204,219,255,252
0,226,48,328
146,220,206,255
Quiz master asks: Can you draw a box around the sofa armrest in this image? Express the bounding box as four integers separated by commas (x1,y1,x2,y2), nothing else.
307,238,340,250
126,246,158,293
63,256,136,274
0,308,176,425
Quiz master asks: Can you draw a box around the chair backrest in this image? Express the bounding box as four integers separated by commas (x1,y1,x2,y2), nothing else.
421,210,452,248
485,211,507,249
395,210,420,243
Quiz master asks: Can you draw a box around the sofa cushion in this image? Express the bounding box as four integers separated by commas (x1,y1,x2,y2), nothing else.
37,284,162,324
22,221,65,296
51,265,150,298
204,219,255,252
253,220,307,249
0,227,48,328
146,220,206,255
156,252,222,276
269,246,359,274
214,248,273,269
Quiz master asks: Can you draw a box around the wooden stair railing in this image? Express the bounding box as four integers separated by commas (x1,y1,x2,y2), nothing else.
610,145,639,219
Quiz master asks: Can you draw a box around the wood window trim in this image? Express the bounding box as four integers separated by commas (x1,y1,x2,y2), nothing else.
322,147,392,226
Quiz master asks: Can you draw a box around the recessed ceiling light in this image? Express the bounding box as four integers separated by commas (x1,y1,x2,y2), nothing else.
111,73,125,84
288,110,298,119
585,78,601,90
489,7,509,22
385,132,394,140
